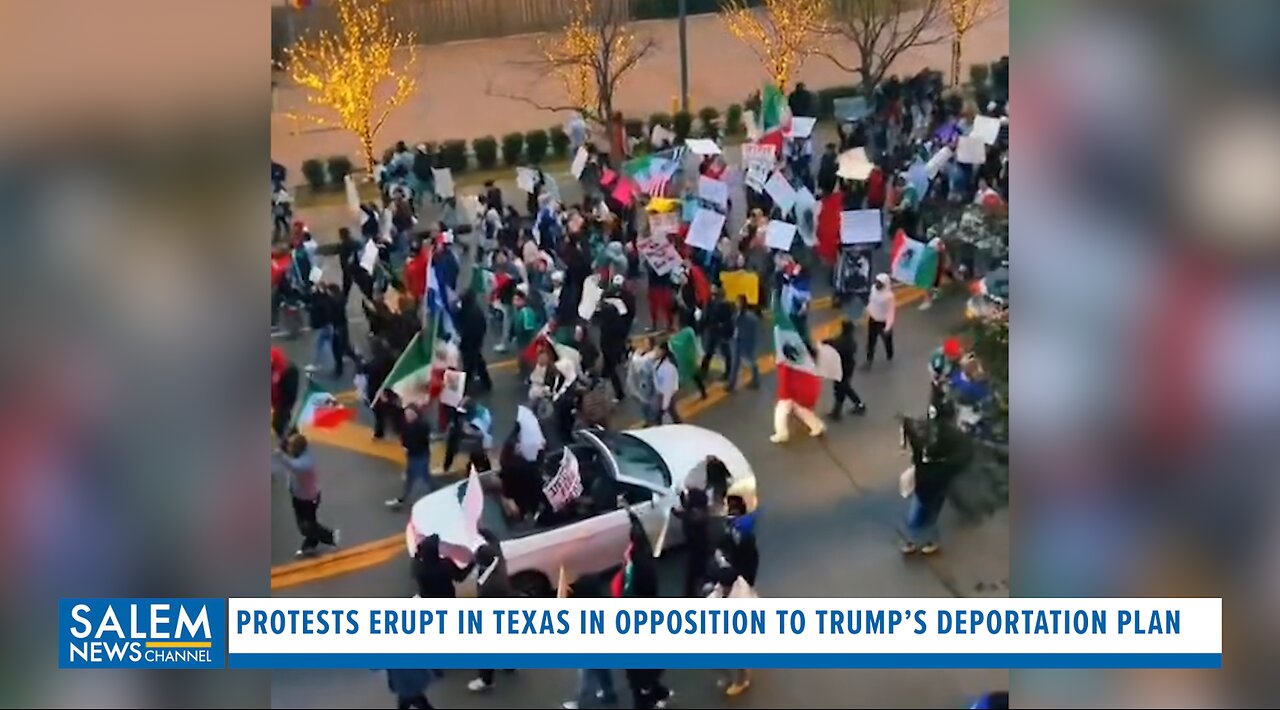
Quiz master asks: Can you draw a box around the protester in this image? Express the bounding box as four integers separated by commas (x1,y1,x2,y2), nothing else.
704,564,753,697
726,297,761,391
467,529,513,693
384,667,435,710
825,318,867,419
673,486,712,598
560,572,620,710
386,405,432,510
278,433,339,557
901,400,970,555
441,397,493,474
597,298,630,401
457,292,493,393
865,273,896,366
411,533,470,598
649,341,681,425
699,286,735,384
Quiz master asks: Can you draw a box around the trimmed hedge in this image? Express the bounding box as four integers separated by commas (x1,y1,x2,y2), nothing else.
969,63,990,89
525,129,549,164
672,110,693,143
326,155,353,186
816,85,860,120
549,126,570,158
648,112,672,132
473,136,499,170
501,132,524,167
301,159,327,190
632,0,761,20
440,139,468,172
697,106,720,139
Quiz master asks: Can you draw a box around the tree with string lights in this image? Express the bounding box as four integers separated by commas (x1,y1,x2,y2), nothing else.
492,0,655,126
285,0,418,173
824,0,947,97
945,0,991,86
719,0,828,91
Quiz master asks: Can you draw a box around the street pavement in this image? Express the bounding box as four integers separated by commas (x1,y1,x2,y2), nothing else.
269,293,1010,708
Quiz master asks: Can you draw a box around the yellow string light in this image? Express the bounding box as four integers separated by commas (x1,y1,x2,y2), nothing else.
285,0,419,172
538,0,644,122
720,0,828,91
945,0,990,86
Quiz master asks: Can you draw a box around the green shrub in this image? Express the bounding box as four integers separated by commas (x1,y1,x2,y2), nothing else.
301,158,327,190
525,129,549,164
648,112,672,132
326,155,353,187
969,63,990,89
501,132,525,167
472,136,499,170
697,106,720,139
549,126,570,158
724,103,743,136
816,84,860,119
440,139,468,172
672,110,693,143
624,117,645,139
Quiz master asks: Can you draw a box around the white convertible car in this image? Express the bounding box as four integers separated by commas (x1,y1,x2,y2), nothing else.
406,424,756,596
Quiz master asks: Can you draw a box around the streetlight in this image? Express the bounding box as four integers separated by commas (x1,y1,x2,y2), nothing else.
678,0,689,112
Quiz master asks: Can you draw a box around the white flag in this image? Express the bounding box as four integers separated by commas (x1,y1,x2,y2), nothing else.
460,466,484,545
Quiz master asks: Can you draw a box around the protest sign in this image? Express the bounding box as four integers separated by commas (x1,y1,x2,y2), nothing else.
765,220,798,252
686,208,726,251
764,172,798,214
837,148,873,180
787,116,817,139
309,266,324,284
686,138,722,156
578,274,603,320
840,209,883,245
458,194,483,224
741,143,777,171
925,146,953,178
570,147,589,179
698,175,729,208
650,124,676,147
360,238,379,274
720,270,760,306
637,234,682,276
611,179,635,205
439,369,467,408
833,96,870,122
972,115,1001,145
543,449,584,512
431,168,455,199
516,167,538,193
956,134,988,165
648,210,680,238
745,165,768,193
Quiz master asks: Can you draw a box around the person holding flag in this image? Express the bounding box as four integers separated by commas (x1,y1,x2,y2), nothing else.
276,433,340,558
386,404,432,510
770,285,830,444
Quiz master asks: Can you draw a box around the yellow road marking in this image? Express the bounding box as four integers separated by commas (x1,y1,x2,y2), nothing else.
273,289,919,591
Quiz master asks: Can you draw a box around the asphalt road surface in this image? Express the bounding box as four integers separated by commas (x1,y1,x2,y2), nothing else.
269,293,1010,709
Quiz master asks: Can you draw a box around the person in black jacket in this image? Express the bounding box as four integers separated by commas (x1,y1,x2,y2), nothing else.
365,338,402,440
336,228,364,302
324,283,360,378
412,534,471,598
457,292,492,393
699,286,735,382
673,487,712,598
597,300,629,400
483,180,504,215
572,323,600,375
720,494,759,586
270,347,300,444
824,318,866,419
817,143,839,195
387,405,432,509
901,400,969,555
788,82,815,118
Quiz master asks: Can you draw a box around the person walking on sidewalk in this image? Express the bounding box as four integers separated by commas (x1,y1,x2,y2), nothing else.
278,433,339,557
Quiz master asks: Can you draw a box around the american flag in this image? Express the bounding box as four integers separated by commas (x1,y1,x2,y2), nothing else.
642,146,687,197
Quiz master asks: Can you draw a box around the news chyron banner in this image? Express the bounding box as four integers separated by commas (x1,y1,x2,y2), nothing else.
60,598,1222,670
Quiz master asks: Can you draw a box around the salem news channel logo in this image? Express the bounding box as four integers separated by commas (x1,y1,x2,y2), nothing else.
58,598,226,669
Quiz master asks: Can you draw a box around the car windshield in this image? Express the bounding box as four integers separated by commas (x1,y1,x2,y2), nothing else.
590,430,671,490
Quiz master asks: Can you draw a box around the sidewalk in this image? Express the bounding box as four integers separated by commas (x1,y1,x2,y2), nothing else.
270,1,1009,174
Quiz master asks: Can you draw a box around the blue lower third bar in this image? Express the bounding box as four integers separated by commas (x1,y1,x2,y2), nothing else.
228,653,1222,670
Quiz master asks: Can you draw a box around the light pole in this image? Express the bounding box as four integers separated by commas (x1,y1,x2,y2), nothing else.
677,0,689,112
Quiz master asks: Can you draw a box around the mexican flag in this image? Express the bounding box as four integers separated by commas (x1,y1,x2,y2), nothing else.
760,84,787,133
520,328,582,370
291,378,353,430
667,326,702,387
889,230,939,288
772,298,822,410
375,316,438,403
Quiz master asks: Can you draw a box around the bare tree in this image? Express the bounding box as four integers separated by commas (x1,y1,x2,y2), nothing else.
489,0,655,125
823,0,947,97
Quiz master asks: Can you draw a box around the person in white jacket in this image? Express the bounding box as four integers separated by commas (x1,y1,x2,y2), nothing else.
865,273,896,367
650,341,681,425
